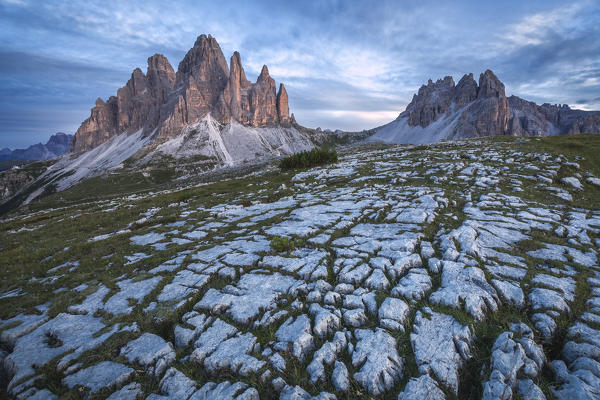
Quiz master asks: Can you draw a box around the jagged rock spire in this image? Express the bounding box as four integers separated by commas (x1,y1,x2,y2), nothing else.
73,34,295,152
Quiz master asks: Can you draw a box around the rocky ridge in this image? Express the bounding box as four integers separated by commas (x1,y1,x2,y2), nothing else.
373,70,600,143
73,35,292,153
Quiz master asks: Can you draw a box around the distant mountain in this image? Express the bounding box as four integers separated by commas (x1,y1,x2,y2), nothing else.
0,133,73,162
372,70,600,144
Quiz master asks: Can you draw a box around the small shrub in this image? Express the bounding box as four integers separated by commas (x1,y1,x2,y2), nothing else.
270,236,303,252
278,147,338,170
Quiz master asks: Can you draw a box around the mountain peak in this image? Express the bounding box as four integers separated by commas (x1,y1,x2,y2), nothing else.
74,34,296,151
147,54,174,74
257,65,271,81
478,69,505,99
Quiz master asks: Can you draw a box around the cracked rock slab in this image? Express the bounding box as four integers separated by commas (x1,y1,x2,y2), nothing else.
274,314,314,362
120,333,175,376
397,374,446,400
411,308,473,394
352,328,404,395
62,361,134,394
429,261,498,321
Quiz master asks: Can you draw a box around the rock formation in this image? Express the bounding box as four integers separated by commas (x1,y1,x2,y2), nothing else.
73,97,118,153
405,76,455,127
454,70,510,137
73,34,293,153
373,69,600,144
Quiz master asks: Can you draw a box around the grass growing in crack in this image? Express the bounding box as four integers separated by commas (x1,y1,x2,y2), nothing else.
457,308,530,400
270,236,304,253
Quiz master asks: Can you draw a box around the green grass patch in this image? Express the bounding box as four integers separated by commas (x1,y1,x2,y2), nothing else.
279,147,338,170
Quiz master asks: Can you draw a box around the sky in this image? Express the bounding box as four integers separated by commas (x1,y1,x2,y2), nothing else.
1,0,599,149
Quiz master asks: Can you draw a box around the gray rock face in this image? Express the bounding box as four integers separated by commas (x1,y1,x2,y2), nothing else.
405,76,455,128
411,308,473,394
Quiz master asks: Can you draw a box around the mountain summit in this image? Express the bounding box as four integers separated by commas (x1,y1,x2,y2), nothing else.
373,70,600,144
73,34,293,153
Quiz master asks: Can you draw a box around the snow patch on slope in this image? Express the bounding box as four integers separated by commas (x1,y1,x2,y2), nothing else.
150,114,315,165
370,104,468,145
25,129,152,204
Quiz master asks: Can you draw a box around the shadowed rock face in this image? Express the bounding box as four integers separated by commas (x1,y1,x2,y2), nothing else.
455,69,510,138
73,34,292,153
405,76,455,128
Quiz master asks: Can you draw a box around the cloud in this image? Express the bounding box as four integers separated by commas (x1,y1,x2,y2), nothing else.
498,3,584,48
1,0,600,147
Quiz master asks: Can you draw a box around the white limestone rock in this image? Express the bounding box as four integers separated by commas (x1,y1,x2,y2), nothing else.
391,269,432,301
561,177,583,191
62,361,134,394
104,277,163,315
429,261,498,321
309,303,341,338
274,314,315,362
388,253,422,280
332,361,349,392
191,318,238,363
528,288,570,313
397,374,446,400
411,308,473,394
0,312,49,347
343,308,368,328
106,382,143,400
352,328,403,395
279,385,336,400
120,333,175,377
378,297,410,332
195,272,302,324
307,332,347,383
204,333,265,377
492,279,525,309
5,313,118,391
482,324,545,400
364,268,390,290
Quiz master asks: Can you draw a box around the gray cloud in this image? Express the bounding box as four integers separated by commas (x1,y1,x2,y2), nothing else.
0,0,599,147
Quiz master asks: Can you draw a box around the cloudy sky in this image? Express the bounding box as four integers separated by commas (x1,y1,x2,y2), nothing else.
1,0,599,148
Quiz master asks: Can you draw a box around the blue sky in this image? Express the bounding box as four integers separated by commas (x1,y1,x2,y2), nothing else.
1,0,599,148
